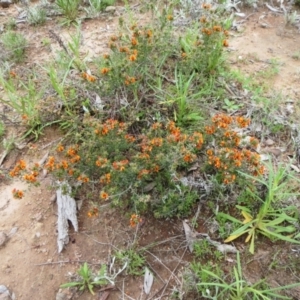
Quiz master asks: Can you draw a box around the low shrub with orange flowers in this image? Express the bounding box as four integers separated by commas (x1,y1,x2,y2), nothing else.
9,114,264,218
94,10,230,121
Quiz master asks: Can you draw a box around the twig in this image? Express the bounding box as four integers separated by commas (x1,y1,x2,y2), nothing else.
144,250,180,285
158,247,188,299
83,232,120,251
34,260,103,266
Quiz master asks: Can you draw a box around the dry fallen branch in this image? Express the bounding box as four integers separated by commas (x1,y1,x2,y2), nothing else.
56,181,78,252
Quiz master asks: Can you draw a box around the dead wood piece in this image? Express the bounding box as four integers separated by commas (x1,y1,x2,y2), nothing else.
56,181,78,253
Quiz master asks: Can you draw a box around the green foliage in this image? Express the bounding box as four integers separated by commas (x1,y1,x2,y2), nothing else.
0,121,5,138
222,98,243,112
87,0,116,14
197,252,300,299
193,240,223,261
220,161,300,254
95,13,229,122
115,249,145,276
1,31,27,62
55,0,81,25
27,6,47,26
61,263,109,295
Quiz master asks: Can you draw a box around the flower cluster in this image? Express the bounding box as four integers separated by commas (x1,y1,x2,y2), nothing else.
205,114,263,183
87,207,99,217
12,188,24,199
130,214,142,228
9,114,262,218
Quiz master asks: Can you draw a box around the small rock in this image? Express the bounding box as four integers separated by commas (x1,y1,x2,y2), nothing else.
0,285,14,300
105,6,116,13
0,1,12,9
0,232,8,248
265,148,282,157
56,289,73,300
265,138,275,146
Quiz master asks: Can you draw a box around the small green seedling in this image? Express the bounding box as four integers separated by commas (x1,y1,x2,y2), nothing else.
60,263,109,295
222,98,243,112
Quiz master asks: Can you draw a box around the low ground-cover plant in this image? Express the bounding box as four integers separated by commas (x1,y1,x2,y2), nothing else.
1,31,27,62
61,262,110,295
10,114,264,219
195,251,300,299
220,161,300,254
92,8,230,123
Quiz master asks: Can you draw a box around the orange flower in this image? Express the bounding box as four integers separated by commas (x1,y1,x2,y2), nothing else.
167,14,173,21
150,137,163,147
9,70,16,78
112,160,129,171
236,116,250,128
100,173,111,184
101,126,109,135
202,28,212,35
56,144,64,152
45,156,55,171
125,76,136,85
138,169,150,179
95,157,108,167
202,3,211,9
120,46,130,53
18,160,26,170
125,134,136,142
103,53,110,59
110,35,118,41
183,153,196,163
223,30,229,36
205,125,216,134
146,29,153,38
129,214,142,227
12,188,24,199
213,25,222,32
181,52,187,59
152,165,160,172
138,153,150,160
78,175,89,183
82,72,96,82
151,122,162,130
250,137,258,148
70,155,81,163
101,67,110,75
129,54,137,61
200,16,207,23
87,207,99,217
207,149,214,156
23,173,37,183
100,191,109,200
223,40,229,47
131,37,138,46
67,147,78,157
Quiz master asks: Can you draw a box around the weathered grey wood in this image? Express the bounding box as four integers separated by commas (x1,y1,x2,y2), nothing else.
56,182,78,253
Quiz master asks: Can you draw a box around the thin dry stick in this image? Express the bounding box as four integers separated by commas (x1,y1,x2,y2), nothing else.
146,261,165,284
83,232,119,251
34,260,102,266
144,250,181,286
116,279,136,300
156,247,188,300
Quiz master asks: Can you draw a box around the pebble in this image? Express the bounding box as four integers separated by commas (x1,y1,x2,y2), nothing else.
0,232,8,248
